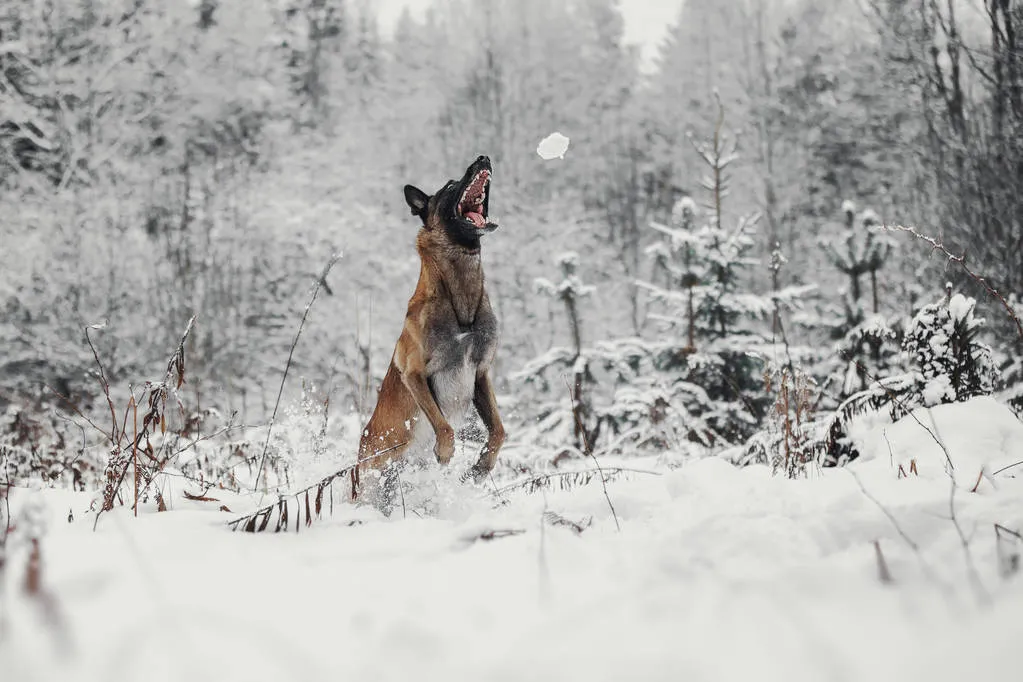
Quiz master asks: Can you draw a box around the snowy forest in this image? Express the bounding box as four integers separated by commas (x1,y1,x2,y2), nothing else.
3,1,1023,680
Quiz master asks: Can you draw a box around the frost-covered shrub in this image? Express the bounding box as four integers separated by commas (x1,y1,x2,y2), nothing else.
0,406,103,491
806,291,1001,467
902,293,999,406
594,341,721,456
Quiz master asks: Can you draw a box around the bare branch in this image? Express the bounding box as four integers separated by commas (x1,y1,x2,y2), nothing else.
254,253,341,491
883,224,1023,342
84,324,119,444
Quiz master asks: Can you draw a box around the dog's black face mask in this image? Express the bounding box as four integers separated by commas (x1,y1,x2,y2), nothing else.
404,155,498,250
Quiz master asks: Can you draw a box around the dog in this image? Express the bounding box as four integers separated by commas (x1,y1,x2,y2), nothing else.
356,155,505,499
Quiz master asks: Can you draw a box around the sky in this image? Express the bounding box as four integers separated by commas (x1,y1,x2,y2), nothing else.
374,0,685,65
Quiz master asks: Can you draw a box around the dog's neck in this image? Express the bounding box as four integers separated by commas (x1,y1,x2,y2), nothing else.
418,239,485,326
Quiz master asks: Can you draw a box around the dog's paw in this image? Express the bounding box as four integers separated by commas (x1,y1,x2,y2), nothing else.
460,462,489,485
434,431,455,465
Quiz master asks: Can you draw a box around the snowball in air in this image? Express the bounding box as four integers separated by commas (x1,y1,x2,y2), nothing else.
537,132,570,160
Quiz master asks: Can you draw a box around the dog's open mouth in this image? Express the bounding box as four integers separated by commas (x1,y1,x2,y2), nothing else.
457,169,490,230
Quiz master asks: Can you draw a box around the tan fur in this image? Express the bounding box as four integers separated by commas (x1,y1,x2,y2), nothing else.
357,167,505,485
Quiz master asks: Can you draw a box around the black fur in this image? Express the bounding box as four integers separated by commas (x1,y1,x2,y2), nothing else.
404,155,496,250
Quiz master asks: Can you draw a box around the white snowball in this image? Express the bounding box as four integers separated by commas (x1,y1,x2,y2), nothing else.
537,132,570,160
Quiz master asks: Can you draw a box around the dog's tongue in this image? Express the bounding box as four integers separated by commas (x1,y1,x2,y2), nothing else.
465,211,485,228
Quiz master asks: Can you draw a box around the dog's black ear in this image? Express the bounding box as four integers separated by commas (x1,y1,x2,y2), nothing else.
404,185,429,221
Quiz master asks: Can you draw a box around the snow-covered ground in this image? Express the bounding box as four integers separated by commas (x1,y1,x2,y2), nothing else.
3,398,1023,682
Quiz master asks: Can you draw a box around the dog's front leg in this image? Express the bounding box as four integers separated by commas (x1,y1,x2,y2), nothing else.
469,369,505,480
401,369,456,464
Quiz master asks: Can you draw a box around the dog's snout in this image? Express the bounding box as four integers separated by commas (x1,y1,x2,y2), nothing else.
476,155,489,165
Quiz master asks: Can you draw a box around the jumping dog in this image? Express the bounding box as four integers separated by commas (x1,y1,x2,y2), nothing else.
357,155,505,495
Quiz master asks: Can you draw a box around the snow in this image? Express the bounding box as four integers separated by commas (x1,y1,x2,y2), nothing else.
537,132,570,160
848,395,1023,488
922,373,955,406
3,399,1023,682
947,293,975,324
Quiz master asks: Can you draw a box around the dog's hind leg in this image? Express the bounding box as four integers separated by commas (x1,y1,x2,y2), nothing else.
362,459,407,516
468,369,505,481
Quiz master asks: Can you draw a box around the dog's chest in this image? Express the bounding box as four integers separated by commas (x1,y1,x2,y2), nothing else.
426,313,497,422
429,353,476,426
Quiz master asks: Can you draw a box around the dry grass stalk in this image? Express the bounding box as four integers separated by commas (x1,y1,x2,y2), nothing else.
91,316,196,528
764,365,818,478
994,524,1021,578
254,253,340,491
23,538,41,596
228,440,404,532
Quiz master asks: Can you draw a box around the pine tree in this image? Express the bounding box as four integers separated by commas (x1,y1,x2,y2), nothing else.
345,1,381,103
651,0,749,177
274,0,346,127
820,199,900,399
636,103,815,446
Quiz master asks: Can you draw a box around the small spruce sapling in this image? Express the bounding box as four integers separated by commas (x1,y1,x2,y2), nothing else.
639,105,780,445
520,253,600,459
821,200,900,398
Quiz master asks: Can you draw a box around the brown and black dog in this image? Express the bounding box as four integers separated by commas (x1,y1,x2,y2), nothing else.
357,156,505,497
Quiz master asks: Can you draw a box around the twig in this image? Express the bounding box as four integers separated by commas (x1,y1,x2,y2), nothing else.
883,429,895,469
45,384,110,442
487,471,506,506
920,408,989,603
991,460,1023,477
84,323,119,443
994,523,1021,578
946,471,989,604
254,253,340,491
849,469,940,585
969,468,984,493
840,353,955,472
158,469,241,495
564,378,620,531
49,411,91,480
883,224,1023,342
874,540,893,584
131,395,138,517
164,419,258,460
